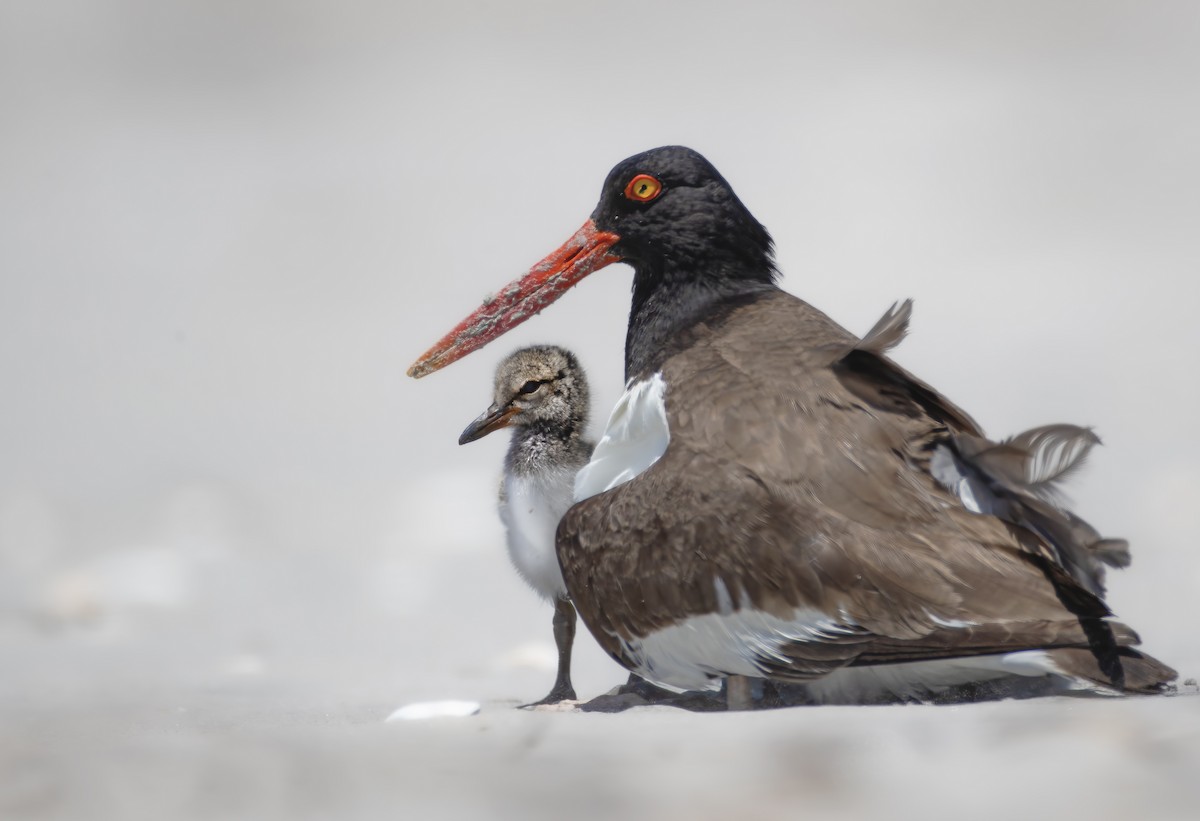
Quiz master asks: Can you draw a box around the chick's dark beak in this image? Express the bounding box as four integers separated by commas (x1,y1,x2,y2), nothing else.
458,403,519,445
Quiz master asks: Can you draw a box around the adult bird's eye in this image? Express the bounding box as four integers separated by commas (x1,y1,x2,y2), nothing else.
624,174,662,202
519,380,541,394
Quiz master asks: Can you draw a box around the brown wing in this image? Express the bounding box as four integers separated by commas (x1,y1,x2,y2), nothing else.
558,290,1127,679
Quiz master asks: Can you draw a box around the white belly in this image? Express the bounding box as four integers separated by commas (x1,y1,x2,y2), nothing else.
623,616,1087,702
614,592,862,692
500,470,575,600
800,651,1084,704
616,600,1093,703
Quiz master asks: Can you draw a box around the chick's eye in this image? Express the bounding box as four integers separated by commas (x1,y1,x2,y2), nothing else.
624,174,662,202
519,380,541,394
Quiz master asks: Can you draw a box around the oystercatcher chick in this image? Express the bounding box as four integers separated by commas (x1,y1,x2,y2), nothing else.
459,345,594,706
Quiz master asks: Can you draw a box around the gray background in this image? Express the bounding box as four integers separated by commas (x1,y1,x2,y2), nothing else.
2,2,1198,819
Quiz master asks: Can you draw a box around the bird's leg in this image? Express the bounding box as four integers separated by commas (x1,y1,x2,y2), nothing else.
521,597,577,707
725,675,755,711
550,596,578,699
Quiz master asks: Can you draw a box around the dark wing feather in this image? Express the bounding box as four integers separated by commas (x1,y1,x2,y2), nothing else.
933,424,1129,596
854,299,912,356
833,301,982,435
837,304,1127,596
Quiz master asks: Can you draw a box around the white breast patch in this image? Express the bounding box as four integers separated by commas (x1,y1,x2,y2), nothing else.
500,469,575,600
573,373,670,502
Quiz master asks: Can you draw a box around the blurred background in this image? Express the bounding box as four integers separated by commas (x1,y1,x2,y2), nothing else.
2,1,1198,819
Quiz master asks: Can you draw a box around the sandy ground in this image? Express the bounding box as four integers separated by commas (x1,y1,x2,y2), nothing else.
7,692,1200,821
2,497,1197,821
4,3,1200,820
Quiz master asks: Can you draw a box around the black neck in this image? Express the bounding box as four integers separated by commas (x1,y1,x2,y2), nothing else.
624,272,777,379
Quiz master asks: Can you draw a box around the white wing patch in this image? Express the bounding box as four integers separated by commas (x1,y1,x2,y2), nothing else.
574,373,670,502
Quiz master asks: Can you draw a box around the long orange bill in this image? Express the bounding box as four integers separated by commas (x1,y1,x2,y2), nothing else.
407,220,621,379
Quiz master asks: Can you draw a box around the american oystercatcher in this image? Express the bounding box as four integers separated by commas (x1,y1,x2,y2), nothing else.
459,345,594,705
412,146,1175,706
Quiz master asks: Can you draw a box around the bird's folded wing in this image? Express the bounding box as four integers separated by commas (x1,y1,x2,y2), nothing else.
559,291,1120,672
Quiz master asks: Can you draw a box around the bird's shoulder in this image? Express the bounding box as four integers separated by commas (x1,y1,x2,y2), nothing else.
656,291,973,524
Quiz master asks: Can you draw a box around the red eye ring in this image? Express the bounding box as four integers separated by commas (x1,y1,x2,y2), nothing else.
624,174,663,202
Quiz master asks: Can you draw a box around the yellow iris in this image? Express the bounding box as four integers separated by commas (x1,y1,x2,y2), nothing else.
625,174,662,202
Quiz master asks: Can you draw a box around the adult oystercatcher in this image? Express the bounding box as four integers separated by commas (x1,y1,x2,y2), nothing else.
412,146,1174,706
459,345,594,706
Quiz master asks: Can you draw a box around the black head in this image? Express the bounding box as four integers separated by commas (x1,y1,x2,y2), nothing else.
590,146,778,289
408,147,778,382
